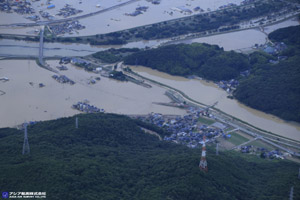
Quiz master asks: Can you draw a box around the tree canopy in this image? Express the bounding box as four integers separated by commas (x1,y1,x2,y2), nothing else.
0,113,299,200
235,25,300,122
124,43,250,81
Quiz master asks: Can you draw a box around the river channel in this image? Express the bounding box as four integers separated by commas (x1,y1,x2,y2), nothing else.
0,16,298,57
130,66,300,141
0,2,299,141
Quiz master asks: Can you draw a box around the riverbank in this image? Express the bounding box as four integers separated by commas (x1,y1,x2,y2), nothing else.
0,58,299,143
1,15,298,60
126,65,300,142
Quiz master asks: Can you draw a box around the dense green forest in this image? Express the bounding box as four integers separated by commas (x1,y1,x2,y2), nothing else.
0,114,299,200
121,26,300,122
268,25,300,46
93,25,300,122
235,25,300,122
124,43,250,81
92,48,140,63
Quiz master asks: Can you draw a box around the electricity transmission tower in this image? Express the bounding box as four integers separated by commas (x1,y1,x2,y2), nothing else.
22,122,30,155
75,117,78,129
199,136,208,172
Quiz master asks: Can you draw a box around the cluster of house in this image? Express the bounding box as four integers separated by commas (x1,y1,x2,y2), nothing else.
0,1,84,23
60,57,91,67
193,7,204,12
252,42,289,63
170,0,252,16
262,42,287,56
0,77,9,82
240,145,253,153
59,57,71,64
0,1,11,12
165,123,223,148
60,57,94,71
52,75,75,85
146,0,161,5
171,6,193,14
219,3,237,9
87,76,101,85
241,146,285,159
260,149,285,159
56,65,68,71
187,106,213,118
57,4,83,18
39,10,54,20
138,110,223,148
72,102,104,113
217,79,239,93
126,6,149,16
0,0,34,14
258,42,288,64
241,0,255,5
49,20,85,35
70,57,91,67
26,14,40,21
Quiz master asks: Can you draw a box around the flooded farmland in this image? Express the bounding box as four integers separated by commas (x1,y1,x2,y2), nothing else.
0,59,186,128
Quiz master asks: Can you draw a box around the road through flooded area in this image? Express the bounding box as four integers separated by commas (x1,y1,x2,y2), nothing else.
130,66,300,141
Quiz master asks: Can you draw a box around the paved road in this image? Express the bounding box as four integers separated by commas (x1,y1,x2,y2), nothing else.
260,137,300,157
37,27,58,73
38,27,45,66
215,115,300,156
125,68,300,157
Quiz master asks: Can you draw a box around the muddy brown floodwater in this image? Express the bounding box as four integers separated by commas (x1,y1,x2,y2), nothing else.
0,60,186,128
130,66,300,141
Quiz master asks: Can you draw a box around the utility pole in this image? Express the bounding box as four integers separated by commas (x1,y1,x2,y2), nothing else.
75,117,78,129
216,143,219,155
22,122,30,155
289,186,293,200
199,135,208,172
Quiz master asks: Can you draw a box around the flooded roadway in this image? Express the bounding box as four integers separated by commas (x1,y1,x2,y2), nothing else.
0,16,299,57
0,1,299,141
0,59,186,128
0,0,244,36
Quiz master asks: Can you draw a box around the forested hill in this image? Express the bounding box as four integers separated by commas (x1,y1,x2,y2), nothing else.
123,43,250,81
268,25,300,46
234,25,300,122
0,114,299,200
